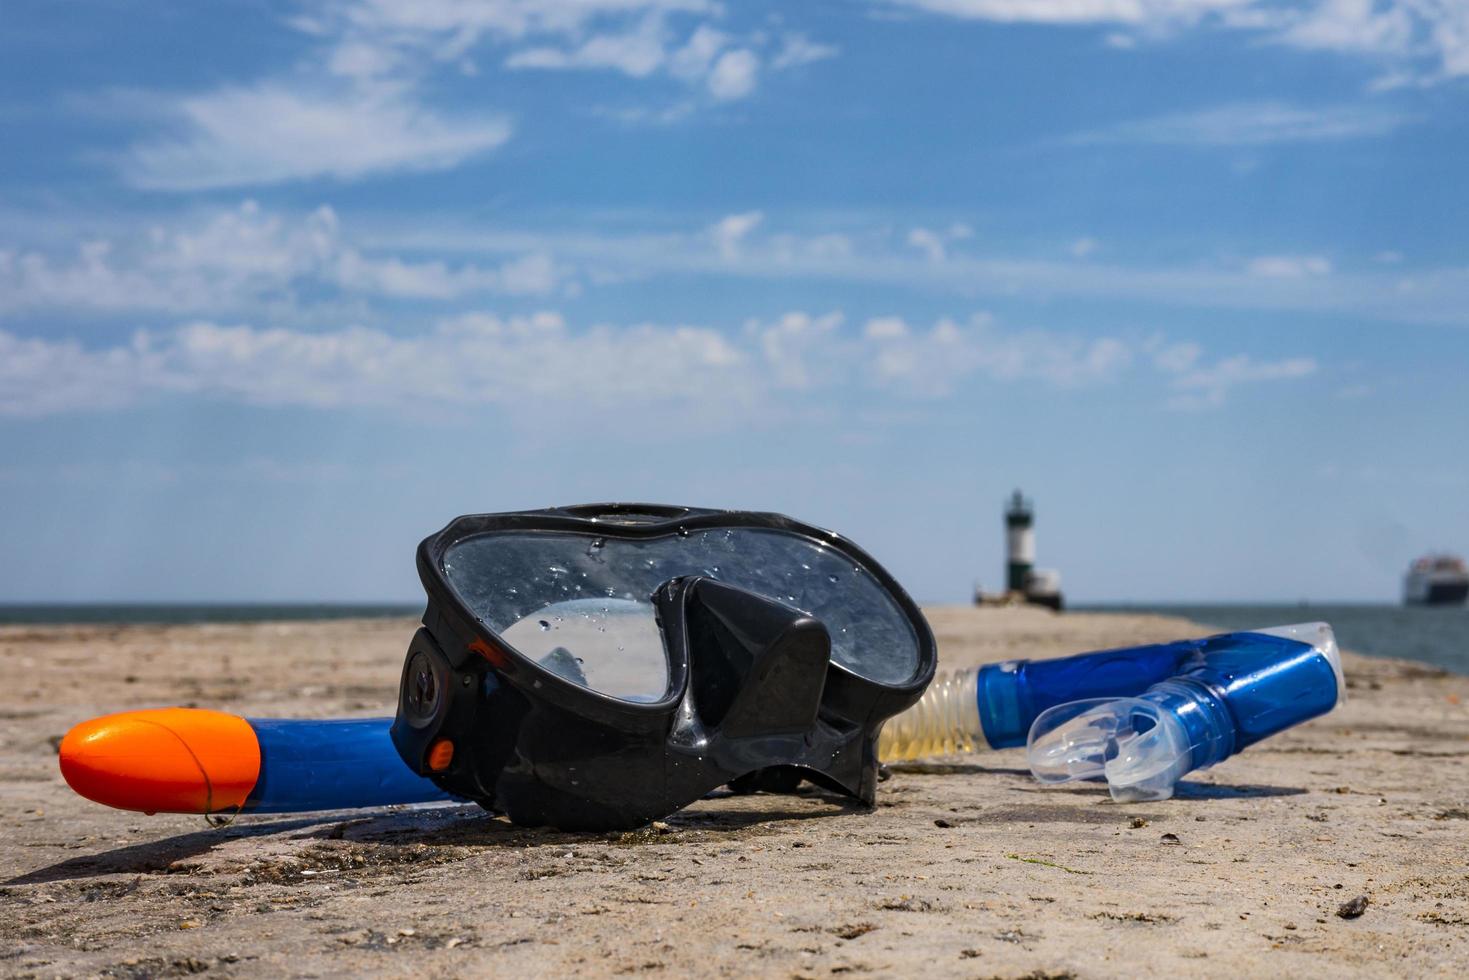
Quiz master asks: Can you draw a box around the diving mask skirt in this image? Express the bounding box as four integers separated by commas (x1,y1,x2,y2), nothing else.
390,504,938,831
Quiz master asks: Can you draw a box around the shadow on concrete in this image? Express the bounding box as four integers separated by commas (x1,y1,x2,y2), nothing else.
8,788,869,884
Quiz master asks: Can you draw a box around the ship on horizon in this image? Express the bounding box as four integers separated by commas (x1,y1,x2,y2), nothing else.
1403,554,1469,606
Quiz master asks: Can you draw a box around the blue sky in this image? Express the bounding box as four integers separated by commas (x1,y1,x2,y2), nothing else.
2,0,1468,604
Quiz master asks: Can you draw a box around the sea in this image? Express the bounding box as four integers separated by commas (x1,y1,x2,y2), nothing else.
1085,603,1469,676
0,603,420,625
0,601,1465,675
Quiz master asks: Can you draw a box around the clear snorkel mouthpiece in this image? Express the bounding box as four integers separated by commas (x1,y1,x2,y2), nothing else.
1028,697,1192,803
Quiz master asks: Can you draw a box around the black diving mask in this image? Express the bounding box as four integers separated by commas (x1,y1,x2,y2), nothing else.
390,504,936,831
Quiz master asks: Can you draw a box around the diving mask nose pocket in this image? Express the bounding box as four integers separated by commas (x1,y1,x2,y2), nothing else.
670,577,830,738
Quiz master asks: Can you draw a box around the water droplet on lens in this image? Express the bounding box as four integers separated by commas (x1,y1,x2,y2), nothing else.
538,620,551,632
588,538,605,553
828,574,839,584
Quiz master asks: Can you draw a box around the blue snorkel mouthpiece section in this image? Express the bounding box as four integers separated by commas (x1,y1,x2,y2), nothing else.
1026,623,1344,801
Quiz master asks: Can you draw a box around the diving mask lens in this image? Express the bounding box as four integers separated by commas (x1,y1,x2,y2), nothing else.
442,525,922,690
500,597,668,702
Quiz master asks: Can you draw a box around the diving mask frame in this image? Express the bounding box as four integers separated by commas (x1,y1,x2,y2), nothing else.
390,503,937,831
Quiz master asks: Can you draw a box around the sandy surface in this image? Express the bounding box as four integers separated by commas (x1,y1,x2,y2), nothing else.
2,607,1467,978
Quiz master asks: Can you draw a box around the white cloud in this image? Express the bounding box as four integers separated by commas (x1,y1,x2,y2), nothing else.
1274,0,1418,59
117,0,832,189
669,24,732,79
880,1,1254,27
855,315,1317,408
907,228,948,262
770,33,841,70
0,331,144,416
1247,254,1332,278
707,49,761,100
906,224,973,262
335,249,563,298
746,310,846,388
1148,333,1317,410
1070,101,1412,146
19,205,1456,338
864,316,910,339
1149,339,1203,373
493,7,820,102
123,85,512,190
857,314,1139,394
360,212,1469,326
505,15,669,77
327,40,403,80
885,0,1469,85
0,313,746,417
0,311,1317,417
1165,352,1318,409
1069,237,1099,258
336,1,720,51
0,201,565,314
709,211,765,258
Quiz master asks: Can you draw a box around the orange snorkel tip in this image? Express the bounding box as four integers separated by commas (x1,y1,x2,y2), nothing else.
59,708,261,815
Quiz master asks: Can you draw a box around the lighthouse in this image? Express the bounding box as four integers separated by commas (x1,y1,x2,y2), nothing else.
1005,490,1034,592
1001,489,1063,611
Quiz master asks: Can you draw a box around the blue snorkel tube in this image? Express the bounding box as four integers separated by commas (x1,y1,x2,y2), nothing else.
881,629,1257,758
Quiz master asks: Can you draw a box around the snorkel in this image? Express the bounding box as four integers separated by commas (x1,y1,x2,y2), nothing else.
60,712,449,816
1026,622,1345,801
